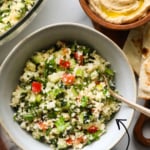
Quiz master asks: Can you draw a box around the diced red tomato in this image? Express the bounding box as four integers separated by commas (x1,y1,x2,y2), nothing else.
75,136,84,144
95,80,100,85
32,81,42,93
76,95,81,102
62,73,75,85
87,125,98,133
62,48,69,55
59,59,70,69
66,136,84,145
74,52,84,65
38,121,48,131
66,137,73,145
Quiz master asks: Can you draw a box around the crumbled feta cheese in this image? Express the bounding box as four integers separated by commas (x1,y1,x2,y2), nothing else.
57,138,67,149
46,101,56,110
48,71,64,83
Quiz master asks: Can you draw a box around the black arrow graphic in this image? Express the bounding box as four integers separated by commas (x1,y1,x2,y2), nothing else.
116,119,130,150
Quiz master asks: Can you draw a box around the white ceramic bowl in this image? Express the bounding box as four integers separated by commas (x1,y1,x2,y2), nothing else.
0,0,45,46
0,23,136,150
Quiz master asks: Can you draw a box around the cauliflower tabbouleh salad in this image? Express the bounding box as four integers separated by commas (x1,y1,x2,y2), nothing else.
0,0,36,35
11,41,121,150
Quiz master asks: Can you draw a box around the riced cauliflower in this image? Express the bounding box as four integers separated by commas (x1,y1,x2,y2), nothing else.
11,41,121,150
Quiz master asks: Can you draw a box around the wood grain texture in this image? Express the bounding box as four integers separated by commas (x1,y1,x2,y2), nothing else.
133,101,150,147
0,126,7,150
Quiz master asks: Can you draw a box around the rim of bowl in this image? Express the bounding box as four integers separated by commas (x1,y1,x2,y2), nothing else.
79,0,150,30
0,23,136,150
0,0,45,45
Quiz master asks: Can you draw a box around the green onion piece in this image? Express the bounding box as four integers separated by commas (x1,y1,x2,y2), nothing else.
105,68,114,76
75,68,84,77
71,87,78,96
81,96,88,107
23,113,34,121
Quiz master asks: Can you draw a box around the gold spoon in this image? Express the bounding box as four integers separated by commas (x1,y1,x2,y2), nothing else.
103,75,150,117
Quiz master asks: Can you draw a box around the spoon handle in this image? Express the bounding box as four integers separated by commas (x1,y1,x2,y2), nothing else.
112,91,150,117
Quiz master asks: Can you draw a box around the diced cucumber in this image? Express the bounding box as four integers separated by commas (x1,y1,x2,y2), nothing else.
75,68,84,77
55,116,69,133
32,53,44,64
70,58,76,68
71,87,78,96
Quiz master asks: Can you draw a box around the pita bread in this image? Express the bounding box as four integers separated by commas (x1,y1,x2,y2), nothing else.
142,22,150,59
123,22,150,99
137,22,150,99
123,26,143,75
138,56,150,99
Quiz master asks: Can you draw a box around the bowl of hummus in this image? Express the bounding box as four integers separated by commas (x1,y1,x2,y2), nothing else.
80,0,150,30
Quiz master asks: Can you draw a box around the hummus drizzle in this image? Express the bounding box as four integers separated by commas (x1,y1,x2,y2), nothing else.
100,0,144,18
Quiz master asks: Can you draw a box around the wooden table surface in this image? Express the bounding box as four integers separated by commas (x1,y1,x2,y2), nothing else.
0,126,7,150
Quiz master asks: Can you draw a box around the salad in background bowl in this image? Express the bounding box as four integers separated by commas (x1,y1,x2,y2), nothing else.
0,0,45,45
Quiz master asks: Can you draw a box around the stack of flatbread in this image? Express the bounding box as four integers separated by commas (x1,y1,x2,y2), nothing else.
123,22,150,99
